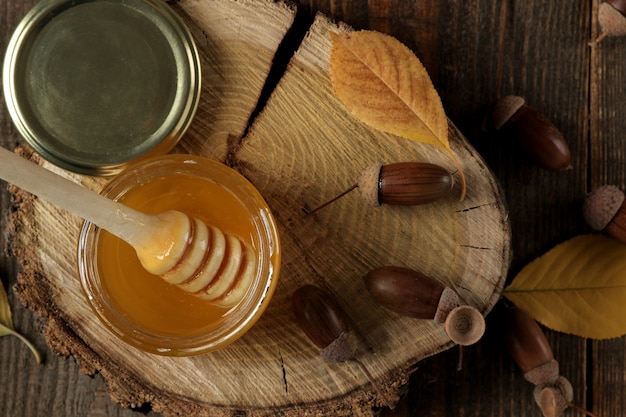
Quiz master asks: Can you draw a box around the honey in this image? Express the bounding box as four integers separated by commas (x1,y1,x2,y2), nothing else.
79,155,281,355
97,173,255,337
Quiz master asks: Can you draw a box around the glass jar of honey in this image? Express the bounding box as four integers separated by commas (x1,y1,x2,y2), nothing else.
78,154,280,355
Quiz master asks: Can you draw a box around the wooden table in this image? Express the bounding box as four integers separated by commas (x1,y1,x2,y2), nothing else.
0,0,622,416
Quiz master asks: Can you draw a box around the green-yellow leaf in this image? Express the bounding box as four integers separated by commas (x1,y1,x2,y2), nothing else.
0,279,41,363
329,30,466,199
504,234,626,340
0,278,14,331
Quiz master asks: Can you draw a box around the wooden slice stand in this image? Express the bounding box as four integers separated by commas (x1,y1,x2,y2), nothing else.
7,0,511,415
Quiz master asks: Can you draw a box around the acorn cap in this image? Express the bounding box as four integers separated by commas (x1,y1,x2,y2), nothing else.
320,331,357,363
583,185,625,231
524,359,560,386
444,305,485,346
489,95,526,130
434,287,459,323
599,2,626,37
533,376,574,417
608,0,626,16
357,163,383,206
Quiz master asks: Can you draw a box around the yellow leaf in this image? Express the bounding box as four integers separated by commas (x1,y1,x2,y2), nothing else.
329,30,466,199
0,279,16,333
0,279,41,363
504,234,626,340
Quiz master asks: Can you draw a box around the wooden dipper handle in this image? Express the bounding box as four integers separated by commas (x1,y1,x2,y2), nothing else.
0,146,154,241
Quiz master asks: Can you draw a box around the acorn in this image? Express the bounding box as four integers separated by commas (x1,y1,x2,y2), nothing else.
487,95,572,172
363,266,485,346
504,308,565,385
305,162,453,217
582,184,626,244
292,284,356,362
292,284,395,408
503,307,582,417
591,0,626,45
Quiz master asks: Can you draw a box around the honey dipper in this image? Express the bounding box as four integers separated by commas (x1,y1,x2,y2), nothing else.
0,147,256,307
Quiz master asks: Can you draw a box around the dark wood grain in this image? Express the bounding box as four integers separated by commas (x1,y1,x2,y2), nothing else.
1,0,622,416
405,1,592,416
589,0,626,416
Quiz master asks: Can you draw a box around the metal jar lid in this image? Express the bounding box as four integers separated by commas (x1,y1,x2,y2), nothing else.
3,0,201,175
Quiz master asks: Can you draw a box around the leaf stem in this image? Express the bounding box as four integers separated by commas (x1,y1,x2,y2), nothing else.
0,323,42,363
449,151,466,201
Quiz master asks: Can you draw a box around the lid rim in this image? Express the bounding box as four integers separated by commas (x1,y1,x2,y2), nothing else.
2,0,202,176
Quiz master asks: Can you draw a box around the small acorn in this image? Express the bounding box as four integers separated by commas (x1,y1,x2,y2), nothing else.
590,0,626,45
487,95,572,172
582,184,626,244
363,266,485,346
292,284,356,363
503,307,585,417
305,162,453,217
292,284,395,408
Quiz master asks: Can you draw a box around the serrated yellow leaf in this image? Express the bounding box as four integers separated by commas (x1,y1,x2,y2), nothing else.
504,234,626,340
329,30,466,199
329,31,447,147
